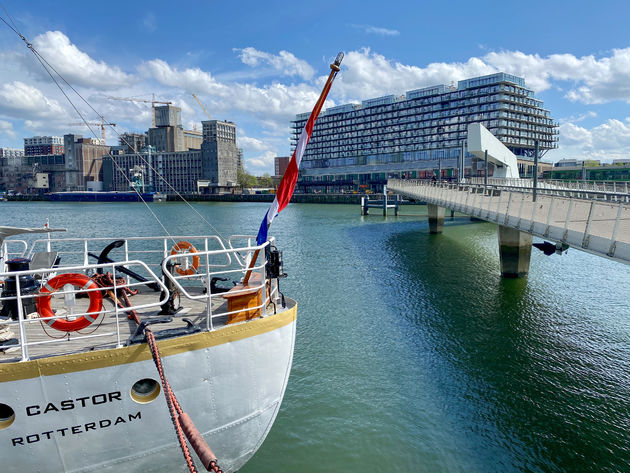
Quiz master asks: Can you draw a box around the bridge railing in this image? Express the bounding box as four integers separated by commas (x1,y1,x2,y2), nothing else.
465,177,630,197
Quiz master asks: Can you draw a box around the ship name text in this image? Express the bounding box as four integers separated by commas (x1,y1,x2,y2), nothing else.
25,391,122,416
11,411,142,446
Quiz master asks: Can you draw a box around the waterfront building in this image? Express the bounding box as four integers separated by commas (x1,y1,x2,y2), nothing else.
274,156,290,177
200,120,239,193
119,132,147,154
0,153,65,193
543,161,630,181
104,150,202,193
0,147,24,159
63,134,111,190
291,72,559,193
148,105,203,152
24,136,64,156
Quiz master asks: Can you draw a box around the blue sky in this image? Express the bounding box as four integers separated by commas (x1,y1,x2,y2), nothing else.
1,0,630,174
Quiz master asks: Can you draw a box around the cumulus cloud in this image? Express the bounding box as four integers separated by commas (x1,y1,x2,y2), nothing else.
0,81,68,119
245,150,276,174
238,134,271,152
140,59,330,124
333,48,494,100
553,118,630,161
332,47,630,106
26,31,133,89
235,47,315,80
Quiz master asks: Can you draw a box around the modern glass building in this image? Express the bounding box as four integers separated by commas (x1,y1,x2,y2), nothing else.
291,73,559,192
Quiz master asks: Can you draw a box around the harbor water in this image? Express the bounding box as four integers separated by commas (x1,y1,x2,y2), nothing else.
2,201,629,473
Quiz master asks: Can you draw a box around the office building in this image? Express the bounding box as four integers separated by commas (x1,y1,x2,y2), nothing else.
24,136,64,156
104,150,202,194
291,72,559,192
200,120,239,192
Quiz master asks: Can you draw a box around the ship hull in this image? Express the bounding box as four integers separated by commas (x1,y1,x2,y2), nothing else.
47,192,155,202
0,302,297,472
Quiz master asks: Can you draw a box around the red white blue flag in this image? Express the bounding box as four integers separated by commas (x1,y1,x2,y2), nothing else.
257,53,343,245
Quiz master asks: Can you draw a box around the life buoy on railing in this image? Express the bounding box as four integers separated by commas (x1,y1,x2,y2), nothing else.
170,241,200,276
36,273,103,332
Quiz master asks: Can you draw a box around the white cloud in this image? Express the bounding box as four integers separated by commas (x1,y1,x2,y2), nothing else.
351,24,400,36
559,122,592,147
26,31,133,89
558,111,597,124
238,134,270,152
0,120,16,138
139,59,330,126
0,81,68,119
332,47,630,107
245,150,276,174
333,48,494,100
553,118,630,161
235,47,315,80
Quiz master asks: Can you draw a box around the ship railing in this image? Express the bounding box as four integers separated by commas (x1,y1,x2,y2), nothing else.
1,238,285,361
0,260,168,362
0,239,28,272
163,238,280,332
27,235,233,283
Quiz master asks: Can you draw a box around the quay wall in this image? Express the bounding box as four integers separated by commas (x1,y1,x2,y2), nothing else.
6,194,424,205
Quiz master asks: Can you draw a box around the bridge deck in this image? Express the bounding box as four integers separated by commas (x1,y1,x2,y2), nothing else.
388,179,630,265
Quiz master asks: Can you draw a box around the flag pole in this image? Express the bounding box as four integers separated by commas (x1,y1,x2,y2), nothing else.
243,52,344,285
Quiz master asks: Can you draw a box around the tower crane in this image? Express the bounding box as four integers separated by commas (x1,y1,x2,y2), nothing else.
107,94,172,127
192,94,212,120
67,116,116,143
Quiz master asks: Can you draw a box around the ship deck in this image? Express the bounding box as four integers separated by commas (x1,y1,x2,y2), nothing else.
0,285,267,364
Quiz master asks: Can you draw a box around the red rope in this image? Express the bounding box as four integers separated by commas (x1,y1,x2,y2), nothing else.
145,329,226,472
146,328,198,473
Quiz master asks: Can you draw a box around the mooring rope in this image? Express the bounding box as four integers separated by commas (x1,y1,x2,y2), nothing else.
145,328,224,473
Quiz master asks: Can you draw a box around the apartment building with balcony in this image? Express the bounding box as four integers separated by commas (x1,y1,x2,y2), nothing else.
291,73,558,192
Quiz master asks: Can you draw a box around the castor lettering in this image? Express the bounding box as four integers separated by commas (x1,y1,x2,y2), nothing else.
25,391,122,416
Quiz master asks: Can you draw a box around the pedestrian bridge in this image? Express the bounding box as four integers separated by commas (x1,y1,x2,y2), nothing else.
387,178,630,276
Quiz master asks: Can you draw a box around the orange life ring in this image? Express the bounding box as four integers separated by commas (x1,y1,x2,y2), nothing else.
36,273,103,332
170,241,200,276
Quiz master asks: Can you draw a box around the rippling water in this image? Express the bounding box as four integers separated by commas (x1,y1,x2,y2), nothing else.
3,201,629,473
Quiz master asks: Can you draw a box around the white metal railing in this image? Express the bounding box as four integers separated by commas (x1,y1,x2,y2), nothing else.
27,235,233,279
0,239,28,272
0,261,168,361
465,177,630,199
388,179,630,264
163,239,276,332
0,236,283,362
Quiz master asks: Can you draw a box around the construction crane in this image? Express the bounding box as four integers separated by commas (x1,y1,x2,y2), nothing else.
192,93,212,120
68,116,116,142
107,94,173,127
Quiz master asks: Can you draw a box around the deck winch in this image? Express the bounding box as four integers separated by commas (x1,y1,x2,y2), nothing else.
0,258,39,320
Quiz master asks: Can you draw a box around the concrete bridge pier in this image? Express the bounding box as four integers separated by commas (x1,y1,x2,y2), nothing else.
428,204,445,234
498,225,533,278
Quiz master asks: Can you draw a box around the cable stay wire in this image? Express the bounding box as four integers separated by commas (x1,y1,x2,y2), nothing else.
0,11,233,247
